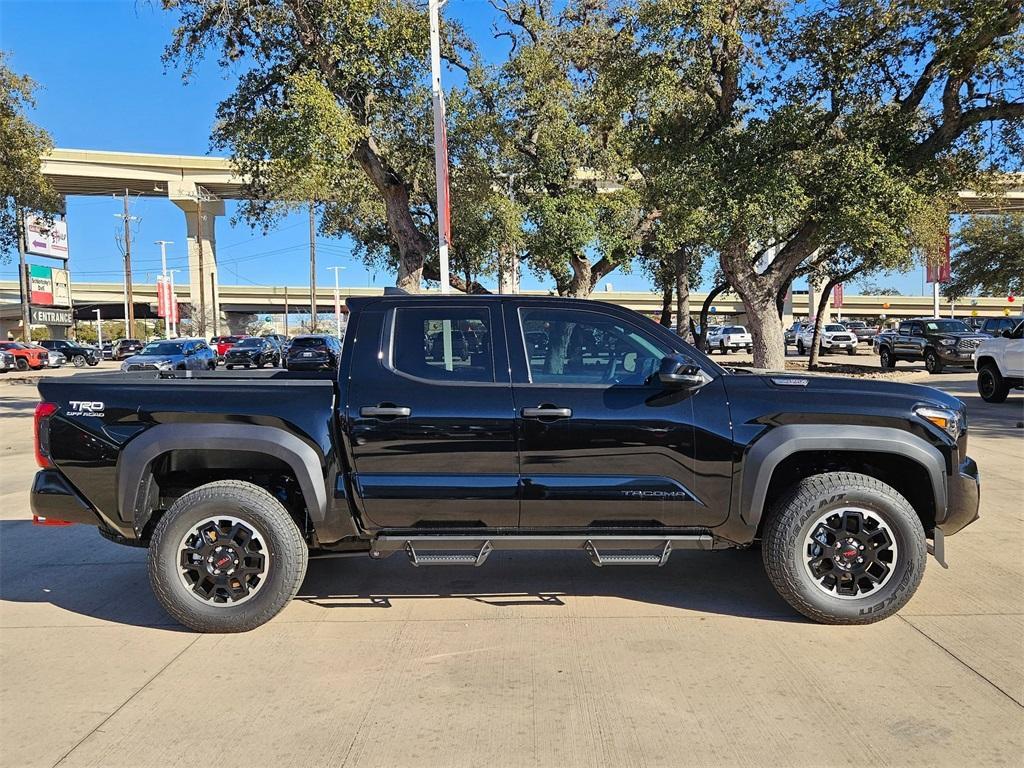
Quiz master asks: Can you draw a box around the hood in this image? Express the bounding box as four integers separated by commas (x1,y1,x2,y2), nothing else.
123,353,185,365
726,368,964,414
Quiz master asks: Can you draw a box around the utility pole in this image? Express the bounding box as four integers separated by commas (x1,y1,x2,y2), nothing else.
210,270,219,335
309,203,317,331
156,240,173,338
429,0,452,294
94,309,102,349
328,266,345,338
121,189,136,339
16,210,31,341
284,286,290,337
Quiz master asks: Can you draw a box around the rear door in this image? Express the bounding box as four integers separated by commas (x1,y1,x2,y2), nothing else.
346,301,519,529
506,301,730,529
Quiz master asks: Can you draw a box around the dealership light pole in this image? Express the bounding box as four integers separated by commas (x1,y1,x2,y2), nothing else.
155,240,173,338
168,269,180,338
429,0,452,294
16,210,31,341
94,309,102,350
327,265,345,338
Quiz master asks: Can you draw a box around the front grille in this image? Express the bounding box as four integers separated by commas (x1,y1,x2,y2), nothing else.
957,338,982,350
127,364,157,371
830,335,854,342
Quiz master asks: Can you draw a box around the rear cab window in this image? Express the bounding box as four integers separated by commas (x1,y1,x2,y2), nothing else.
390,307,493,383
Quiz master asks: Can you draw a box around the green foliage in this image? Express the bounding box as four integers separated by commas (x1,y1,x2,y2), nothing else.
947,214,1024,299
0,53,62,258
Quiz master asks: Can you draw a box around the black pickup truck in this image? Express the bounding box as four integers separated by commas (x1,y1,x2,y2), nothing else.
31,295,980,632
876,317,989,373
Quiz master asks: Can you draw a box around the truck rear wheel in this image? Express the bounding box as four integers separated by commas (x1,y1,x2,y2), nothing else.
762,472,926,624
978,363,1010,403
148,480,308,633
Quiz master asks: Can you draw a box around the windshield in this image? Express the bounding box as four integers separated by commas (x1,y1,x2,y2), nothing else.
140,342,184,356
0,342,25,350
825,324,847,332
291,337,327,348
924,320,971,333
234,338,263,348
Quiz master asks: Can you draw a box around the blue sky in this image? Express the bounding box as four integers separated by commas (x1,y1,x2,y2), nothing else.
0,0,929,295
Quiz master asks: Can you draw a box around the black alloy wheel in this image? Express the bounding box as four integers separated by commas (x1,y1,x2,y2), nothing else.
978,364,1010,403
924,349,943,374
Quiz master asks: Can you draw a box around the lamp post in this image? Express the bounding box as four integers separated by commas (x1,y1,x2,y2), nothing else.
168,269,180,337
155,240,174,338
327,266,346,338
94,309,102,350
429,0,452,294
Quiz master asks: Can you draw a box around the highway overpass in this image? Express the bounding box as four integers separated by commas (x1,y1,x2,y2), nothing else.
1,279,1017,338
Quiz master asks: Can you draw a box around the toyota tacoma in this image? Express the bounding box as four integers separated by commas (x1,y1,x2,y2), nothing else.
30,295,980,632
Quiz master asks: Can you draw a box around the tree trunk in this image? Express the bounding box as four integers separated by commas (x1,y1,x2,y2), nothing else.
659,282,673,326
675,248,691,341
353,138,430,292
719,236,787,370
697,282,729,352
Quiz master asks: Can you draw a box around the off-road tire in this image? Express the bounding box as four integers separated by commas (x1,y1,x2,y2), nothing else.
762,472,926,625
148,480,308,633
847,348,857,356
15,358,28,371
72,354,86,368
796,340,805,355
924,349,943,374
879,347,895,369
978,363,1010,403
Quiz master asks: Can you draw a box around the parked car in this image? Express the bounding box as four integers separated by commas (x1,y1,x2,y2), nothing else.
46,349,67,368
980,316,1023,337
224,337,282,369
210,335,249,360
841,320,877,344
876,318,989,373
39,339,100,367
261,333,291,353
0,349,17,373
0,341,48,370
706,325,752,354
796,323,859,356
31,294,979,632
974,320,1024,403
784,322,808,348
113,338,145,360
285,334,342,370
120,339,218,372
100,342,114,360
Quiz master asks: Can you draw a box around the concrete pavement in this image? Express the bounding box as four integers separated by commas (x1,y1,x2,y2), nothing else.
1,368,1022,767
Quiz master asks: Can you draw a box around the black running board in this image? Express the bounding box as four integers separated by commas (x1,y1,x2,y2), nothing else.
369,534,715,567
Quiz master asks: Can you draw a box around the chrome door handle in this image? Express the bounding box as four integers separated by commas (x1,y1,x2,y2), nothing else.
360,406,411,418
522,406,572,419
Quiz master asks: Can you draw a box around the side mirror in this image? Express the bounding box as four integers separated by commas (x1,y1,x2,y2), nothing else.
657,354,705,390
1003,329,1014,339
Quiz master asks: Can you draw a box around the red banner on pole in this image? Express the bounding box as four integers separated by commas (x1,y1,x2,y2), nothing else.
832,283,844,308
157,277,168,318
926,233,951,284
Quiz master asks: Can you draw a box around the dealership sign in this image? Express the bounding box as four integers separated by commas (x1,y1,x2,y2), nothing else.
30,306,73,326
27,264,71,307
23,215,69,260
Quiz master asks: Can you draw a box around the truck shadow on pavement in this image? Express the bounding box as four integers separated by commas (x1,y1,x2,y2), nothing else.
0,519,803,629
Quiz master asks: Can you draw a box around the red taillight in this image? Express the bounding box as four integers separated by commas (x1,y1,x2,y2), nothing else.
33,515,73,526
34,401,58,468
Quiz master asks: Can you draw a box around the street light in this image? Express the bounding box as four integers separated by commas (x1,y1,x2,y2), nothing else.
94,309,102,350
429,0,452,294
327,266,346,338
168,269,180,338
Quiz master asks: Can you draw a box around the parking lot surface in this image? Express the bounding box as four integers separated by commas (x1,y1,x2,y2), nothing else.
1,364,1022,767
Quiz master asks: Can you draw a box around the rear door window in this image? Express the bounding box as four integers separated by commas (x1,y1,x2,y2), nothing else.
391,307,493,383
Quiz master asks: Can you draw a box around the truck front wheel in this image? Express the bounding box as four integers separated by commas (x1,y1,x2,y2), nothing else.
762,472,926,624
148,480,308,633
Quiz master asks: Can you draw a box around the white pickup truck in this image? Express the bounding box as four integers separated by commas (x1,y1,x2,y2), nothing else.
974,320,1024,403
705,325,752,354
796,323,859,355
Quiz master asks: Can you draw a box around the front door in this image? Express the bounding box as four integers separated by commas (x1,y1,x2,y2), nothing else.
346,302,519,529
506,302,728,530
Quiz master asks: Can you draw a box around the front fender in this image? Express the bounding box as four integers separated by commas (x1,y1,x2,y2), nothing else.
738,425,947,531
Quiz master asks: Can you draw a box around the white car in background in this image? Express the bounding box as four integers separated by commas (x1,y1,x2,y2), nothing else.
796,323,858,355
974,320,1024,403
706,325,753,354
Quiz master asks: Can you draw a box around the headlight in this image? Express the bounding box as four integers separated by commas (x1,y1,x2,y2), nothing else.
915,405,963,441
939,338,956,346
154,360,173,370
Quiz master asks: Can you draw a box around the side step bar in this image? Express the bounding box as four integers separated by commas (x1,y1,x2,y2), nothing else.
370,534,715,567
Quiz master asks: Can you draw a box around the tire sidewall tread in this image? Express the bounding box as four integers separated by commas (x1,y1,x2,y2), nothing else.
762,472,926,625
148,480,308,633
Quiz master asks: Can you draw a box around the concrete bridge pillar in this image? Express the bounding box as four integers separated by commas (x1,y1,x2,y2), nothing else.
169,181,225,337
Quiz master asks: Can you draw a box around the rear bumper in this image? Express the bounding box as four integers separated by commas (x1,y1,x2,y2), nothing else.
938,457,980,536
30,469,104,526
